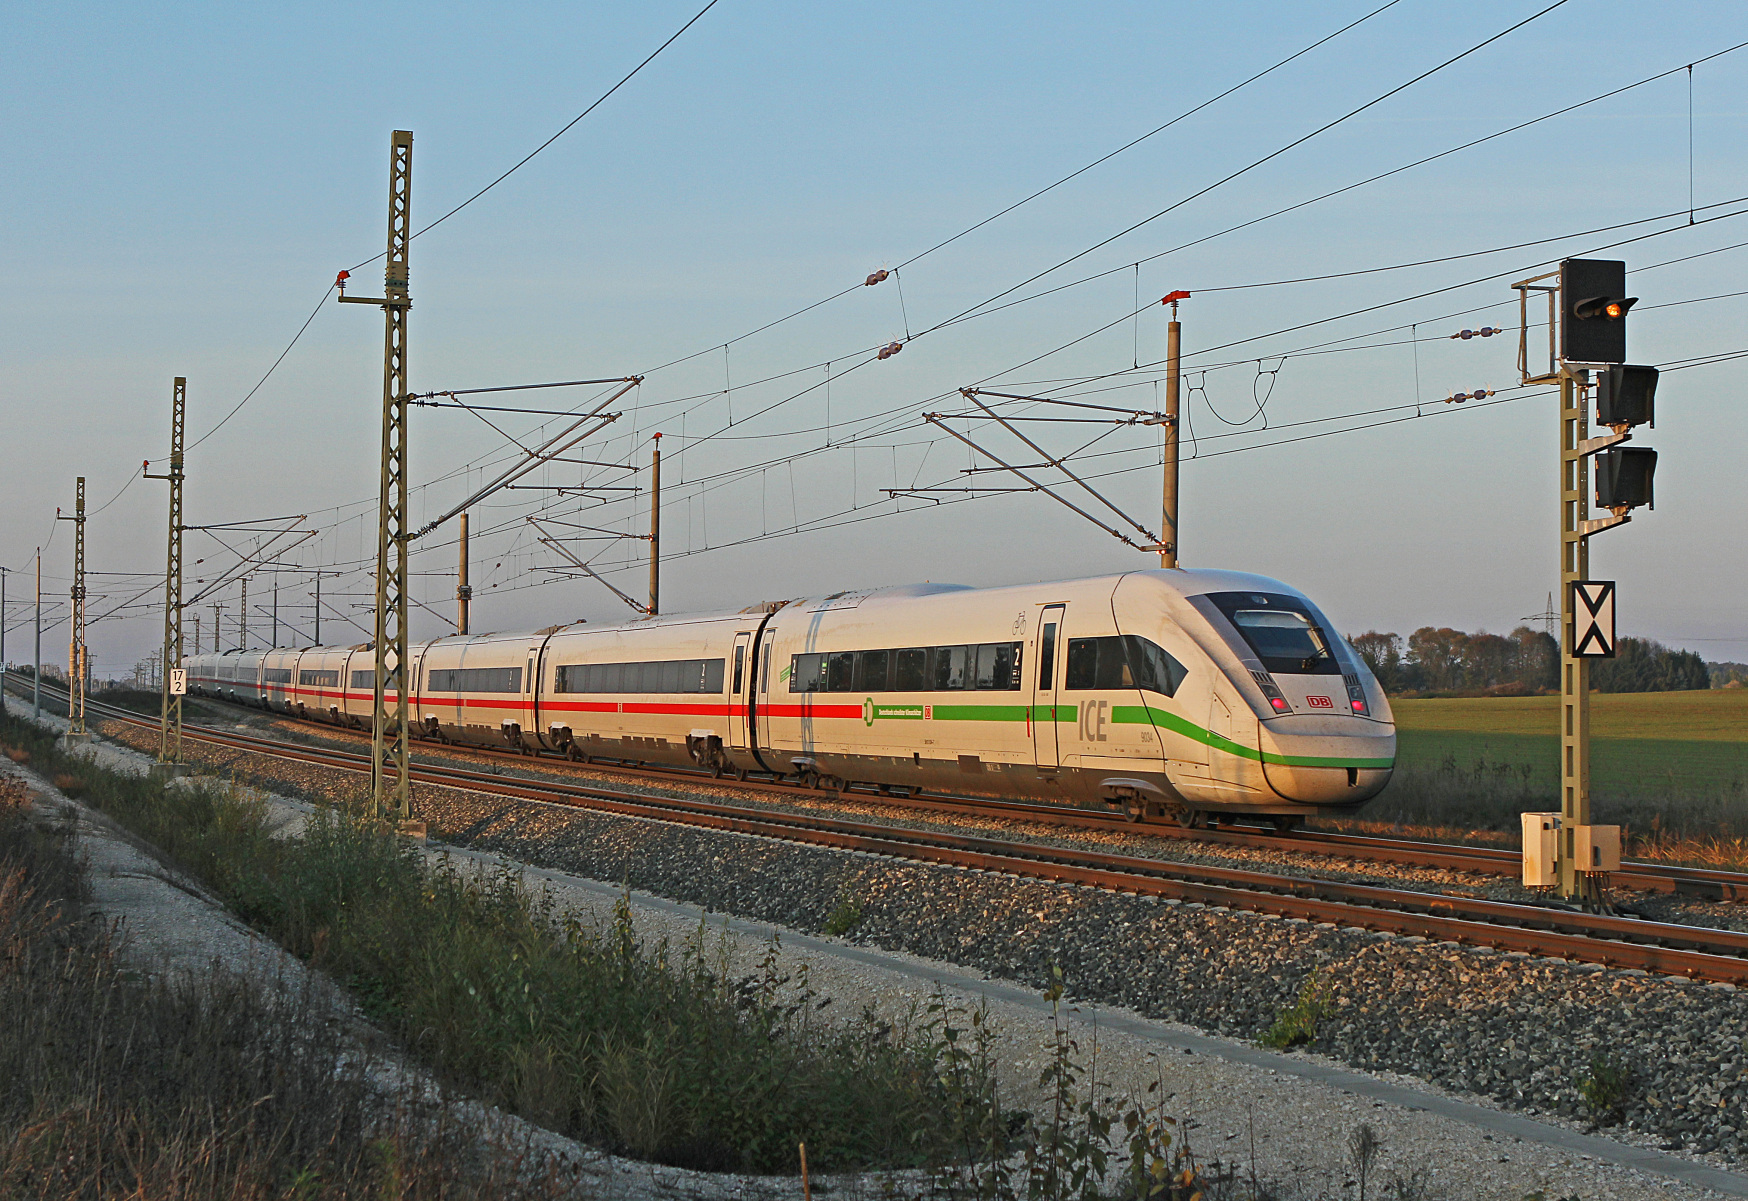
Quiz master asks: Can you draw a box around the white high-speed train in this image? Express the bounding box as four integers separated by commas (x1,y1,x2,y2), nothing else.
183,568,1395,825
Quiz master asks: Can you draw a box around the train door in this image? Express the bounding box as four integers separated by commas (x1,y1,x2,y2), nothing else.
728,632,753,751
1032,605,1065,770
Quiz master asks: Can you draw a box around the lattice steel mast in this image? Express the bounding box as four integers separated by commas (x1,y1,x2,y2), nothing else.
340,130,414,822
61,478,88,736
146,378,187,765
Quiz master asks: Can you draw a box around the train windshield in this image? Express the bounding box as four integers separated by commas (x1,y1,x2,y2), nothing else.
1204,591,1341,676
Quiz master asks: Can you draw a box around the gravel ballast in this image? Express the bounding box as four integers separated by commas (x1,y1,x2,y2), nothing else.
411,791,1748,1164
62,705,1748,1191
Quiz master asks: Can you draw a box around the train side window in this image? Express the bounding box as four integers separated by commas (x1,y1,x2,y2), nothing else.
703,658,725,693
861,648,890,692
1038,623,1057,690
931,645,968,690
1122,636,1188,697
1065,639,1099,689
894,647,926,691
970,641,1023,690
826,651,855,692
968,642,1008,689
790,653,824,693
1098,638,1132,690
733,646,745,693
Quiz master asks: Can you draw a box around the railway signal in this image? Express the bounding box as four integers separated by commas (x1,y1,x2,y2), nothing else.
1513,257,1661,907
1559,257,1636,365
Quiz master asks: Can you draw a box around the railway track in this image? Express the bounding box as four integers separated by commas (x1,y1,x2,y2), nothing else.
55,683,1748,902
28,688,1748,985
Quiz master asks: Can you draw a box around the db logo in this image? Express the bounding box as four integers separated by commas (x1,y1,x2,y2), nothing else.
1306,695,1334,709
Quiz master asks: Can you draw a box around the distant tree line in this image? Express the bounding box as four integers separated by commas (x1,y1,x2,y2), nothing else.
1347,628,1710,695
1709,662,1748,689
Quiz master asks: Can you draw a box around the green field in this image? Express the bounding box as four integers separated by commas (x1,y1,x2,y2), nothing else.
1391,689,1748,797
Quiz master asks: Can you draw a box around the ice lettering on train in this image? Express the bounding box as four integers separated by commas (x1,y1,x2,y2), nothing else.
1079,699,1108,742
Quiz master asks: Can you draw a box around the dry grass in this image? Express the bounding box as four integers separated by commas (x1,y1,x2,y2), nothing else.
5,747,29,764
0,707,1001,1177
49,773,84,798
0,773,578,1200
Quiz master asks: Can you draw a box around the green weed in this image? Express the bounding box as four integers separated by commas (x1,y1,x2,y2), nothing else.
1258,972,1335,1050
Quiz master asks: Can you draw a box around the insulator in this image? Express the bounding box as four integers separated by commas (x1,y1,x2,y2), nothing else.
865,269,890,286
877,341,904,360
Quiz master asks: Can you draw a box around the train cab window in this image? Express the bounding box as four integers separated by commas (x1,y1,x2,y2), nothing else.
1203,592,1340,675
930,645,969,690
859,649,890,692
733,645,745,693
894,648,927,691
974,642,1022,690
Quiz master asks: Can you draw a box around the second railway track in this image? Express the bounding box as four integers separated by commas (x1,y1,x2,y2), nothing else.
40,689,1748,985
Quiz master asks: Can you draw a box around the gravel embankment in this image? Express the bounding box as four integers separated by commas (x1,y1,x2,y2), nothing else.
207,704,1748,928
84,707,1748,1167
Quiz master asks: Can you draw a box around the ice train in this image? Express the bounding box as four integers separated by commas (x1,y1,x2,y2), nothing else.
182,568,1396,824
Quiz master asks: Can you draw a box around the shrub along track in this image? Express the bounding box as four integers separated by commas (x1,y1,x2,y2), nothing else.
91,684,1748,902
53,689,1748,985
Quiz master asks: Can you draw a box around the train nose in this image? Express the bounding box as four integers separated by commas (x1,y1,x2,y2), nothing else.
1256,716,1395,804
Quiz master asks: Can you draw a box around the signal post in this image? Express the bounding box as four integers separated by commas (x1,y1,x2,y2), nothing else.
1514,259,1658,907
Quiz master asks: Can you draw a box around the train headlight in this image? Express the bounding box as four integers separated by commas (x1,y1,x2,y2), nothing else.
1250,669,1291,713
1343,672,1369,716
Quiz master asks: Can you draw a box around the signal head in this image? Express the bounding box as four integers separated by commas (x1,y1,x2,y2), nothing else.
1560,258,1635,364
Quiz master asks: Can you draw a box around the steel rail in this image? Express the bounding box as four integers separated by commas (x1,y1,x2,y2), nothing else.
42,691,1748,984
25,680,1748,901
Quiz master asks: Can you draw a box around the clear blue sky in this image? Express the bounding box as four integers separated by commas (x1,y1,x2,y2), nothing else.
3,1,1744,676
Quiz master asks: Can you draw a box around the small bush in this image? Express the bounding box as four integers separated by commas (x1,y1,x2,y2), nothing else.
1577,1052,1632,1125
50,772,85,798
5,747,29,764
822,889,864,936
1258,972,1335,1049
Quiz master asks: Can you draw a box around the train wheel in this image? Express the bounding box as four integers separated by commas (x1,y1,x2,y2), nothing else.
1122,796,1146,823
1180,810,1209,830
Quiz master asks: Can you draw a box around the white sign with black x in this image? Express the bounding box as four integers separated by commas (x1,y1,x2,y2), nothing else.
1572,580,1616,658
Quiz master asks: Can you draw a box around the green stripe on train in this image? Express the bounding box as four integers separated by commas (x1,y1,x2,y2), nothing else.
895,699,1390,771
1113,704,1393,769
